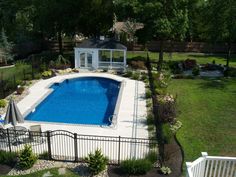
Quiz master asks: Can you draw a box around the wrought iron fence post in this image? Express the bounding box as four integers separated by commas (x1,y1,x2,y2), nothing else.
47,131,52,160
31,66,34,80
74,133,78,162
13,75,16,88
6,129,12,152
118,136,121,165
23,69,26,80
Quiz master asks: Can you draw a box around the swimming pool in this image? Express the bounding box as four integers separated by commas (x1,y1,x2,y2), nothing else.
25,77,121,125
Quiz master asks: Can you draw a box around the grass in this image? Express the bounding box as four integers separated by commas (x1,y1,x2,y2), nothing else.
167,78,236,163
0,62,32,81
127,51,236,67
1,168,80,177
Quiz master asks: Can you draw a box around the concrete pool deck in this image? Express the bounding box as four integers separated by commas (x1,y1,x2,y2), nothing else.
16,73,148,139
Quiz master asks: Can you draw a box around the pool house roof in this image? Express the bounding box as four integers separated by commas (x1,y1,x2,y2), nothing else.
76,38,127,50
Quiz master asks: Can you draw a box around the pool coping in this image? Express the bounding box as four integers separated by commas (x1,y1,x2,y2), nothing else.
17,73,148,139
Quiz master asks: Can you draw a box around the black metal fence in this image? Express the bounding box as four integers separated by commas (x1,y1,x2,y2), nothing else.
0,129,158,164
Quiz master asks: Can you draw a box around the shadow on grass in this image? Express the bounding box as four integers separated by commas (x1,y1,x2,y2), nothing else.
188,54,236,63
197,78,236,90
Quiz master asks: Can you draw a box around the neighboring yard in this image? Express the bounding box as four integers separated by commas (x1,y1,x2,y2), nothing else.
0,63,31,80
167,78,236,162
127,51,236,67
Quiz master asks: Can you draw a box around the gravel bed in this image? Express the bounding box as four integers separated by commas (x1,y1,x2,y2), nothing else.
8,160,108,177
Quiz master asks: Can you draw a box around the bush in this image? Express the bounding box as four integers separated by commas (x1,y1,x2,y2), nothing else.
38,151,49,160
85,149,108,175
141,74,148,81
17,145,37,170
146,89,152,98
147,113,154,125
121,159,152,175
16,86,25,95
162,124,173,144
157,94,176,123
41,70,52,78
192,66,200,76
131,72,140,80
170,120,182,134
160,166,172,175
124,70,133,78
0,150,18,167
145,151,158,164
129,60,146,70
224,68,236,77
0,99,7,108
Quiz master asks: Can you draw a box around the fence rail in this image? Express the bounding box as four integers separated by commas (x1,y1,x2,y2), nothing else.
0,129,158,164
186,152,236,177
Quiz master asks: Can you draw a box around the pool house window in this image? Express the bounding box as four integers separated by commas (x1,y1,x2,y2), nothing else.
98,49,126,69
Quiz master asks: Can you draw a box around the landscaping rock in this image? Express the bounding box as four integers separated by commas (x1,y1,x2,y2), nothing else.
58,167,66,175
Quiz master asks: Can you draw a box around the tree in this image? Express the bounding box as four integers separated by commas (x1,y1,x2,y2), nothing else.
136,0,188,70
0,28,14,65
204,0,236,68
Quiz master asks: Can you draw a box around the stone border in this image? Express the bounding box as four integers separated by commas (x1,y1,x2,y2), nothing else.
0,64,15,69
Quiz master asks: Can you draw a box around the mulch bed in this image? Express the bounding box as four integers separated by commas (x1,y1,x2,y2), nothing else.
108,138,183,177
0,164,13,175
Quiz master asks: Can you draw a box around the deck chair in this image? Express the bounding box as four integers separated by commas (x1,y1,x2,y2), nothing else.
29,125,45,143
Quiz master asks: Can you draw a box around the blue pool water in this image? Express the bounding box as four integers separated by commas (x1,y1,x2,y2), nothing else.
25,77,120,125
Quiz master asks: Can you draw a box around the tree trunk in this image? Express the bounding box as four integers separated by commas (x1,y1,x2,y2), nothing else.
157,40,164,71
58,28,63,55
226,42,231,68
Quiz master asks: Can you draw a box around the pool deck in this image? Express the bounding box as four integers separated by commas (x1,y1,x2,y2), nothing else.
17,73,148,139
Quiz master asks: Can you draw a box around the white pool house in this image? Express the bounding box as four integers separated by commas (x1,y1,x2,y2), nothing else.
74,38,127,70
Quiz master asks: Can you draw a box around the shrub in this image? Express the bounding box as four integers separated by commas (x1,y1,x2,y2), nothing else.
54,55,71,69
162,124,173,144
141,74,148,81
129,60,146,70
16,80,25,86
17,145,37,170
41,70,52,78
157,94,176,123
160,166,172,175
170,120,182,134
146,89,152,99
16,86,25,95
145,151,158,164
131,72,140,80
147,113,154,125
85,149,108,175
0,99,7,108
0,150,18,167
124,70,133,78
34,73,42,79
224,68,236,77
38,151,49,160
192,66,200,76
121,159,152,175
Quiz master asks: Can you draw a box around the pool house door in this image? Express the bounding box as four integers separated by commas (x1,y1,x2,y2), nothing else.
79,52,93,68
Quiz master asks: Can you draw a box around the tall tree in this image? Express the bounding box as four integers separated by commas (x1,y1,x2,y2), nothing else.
0,28,14,64
136,0,188,70
204,0,236,68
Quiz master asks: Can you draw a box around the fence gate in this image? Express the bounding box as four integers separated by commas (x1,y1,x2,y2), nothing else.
50,130,76,162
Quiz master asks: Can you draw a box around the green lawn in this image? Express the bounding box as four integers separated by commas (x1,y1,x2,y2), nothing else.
0,63,31,81
127,51,236,67
1,168,80,177
167,78,236,162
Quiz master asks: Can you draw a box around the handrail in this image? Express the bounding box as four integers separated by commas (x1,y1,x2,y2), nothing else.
186,152,236,177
